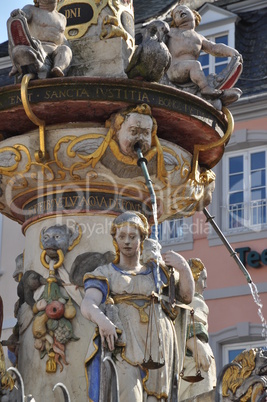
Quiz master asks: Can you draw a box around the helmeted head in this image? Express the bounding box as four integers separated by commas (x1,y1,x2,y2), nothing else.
110,212,149,263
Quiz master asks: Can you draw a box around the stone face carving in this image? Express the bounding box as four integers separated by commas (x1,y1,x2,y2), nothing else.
7,0,72,80
179,258,216,401
125,20,171,82
166,5,243,109
40,224,80,258
215,348,267,402
81,211,194,401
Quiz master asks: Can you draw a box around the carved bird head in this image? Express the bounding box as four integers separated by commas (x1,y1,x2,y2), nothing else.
145,20,170,43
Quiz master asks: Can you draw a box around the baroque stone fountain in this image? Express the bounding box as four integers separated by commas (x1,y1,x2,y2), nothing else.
2,1,265,402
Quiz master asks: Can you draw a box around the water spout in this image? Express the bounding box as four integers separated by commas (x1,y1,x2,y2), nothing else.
203,208,252,284
134,142,158,240
134,143,156,208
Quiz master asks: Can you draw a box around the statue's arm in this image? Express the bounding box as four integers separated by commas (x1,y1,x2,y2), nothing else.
10,5,33,22
202,37,241,59
163,251,194,304
186,336,212,371
81,287,118,350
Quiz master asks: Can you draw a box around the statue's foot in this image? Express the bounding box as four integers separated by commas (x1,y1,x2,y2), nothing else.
9,65,19,77
51,67,64,77
200,86,222,99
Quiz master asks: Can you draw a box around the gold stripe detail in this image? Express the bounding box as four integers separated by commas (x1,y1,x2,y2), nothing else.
21,74,48,162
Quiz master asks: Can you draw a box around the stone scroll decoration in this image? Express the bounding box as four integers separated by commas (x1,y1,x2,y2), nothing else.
31,224,82,373
215,348,267,402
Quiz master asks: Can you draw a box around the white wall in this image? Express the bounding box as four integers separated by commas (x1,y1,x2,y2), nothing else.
0,215,25,348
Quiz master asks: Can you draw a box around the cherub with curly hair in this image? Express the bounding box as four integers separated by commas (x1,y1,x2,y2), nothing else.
167,5,241,97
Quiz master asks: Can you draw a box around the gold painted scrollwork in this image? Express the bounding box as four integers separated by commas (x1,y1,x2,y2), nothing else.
100,0,134,47
21,74,49,163
58,0,109,40
0,144,31,189
189,107,233,185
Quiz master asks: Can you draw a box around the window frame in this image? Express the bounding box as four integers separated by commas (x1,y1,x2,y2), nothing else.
199,31,231,76
222,145,267,233
152,216,194,253
222,340,267,366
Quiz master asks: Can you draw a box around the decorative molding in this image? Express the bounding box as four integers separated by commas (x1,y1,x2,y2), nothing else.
198,3,238,26
229,93,267,121
208,227,267,247
204,282,267,300
209,322,265,371
226,0,267,12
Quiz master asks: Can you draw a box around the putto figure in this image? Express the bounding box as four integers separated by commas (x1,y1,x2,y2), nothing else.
167,5,243,107
81,211,194,401
7,0,72,80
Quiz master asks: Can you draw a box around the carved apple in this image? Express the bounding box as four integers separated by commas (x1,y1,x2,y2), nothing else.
45,300,64,319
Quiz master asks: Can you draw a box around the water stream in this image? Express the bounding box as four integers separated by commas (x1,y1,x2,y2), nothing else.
249,282,267,338
135,144,165,367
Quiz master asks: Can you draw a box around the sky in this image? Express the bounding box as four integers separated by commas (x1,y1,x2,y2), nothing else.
0,0,28,43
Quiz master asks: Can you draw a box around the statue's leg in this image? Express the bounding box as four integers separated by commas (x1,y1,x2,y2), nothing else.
50,45,73,77
189,61,221,97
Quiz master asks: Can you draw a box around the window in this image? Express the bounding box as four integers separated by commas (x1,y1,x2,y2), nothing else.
222,341,267,365
199,33,230,76
152,218,184,244
223,147,267,231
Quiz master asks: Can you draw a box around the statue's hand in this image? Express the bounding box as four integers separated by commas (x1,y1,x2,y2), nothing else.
11,9,26,18
99,320,118,351
194,341,212,372
233,51,243,64
187,337,212,371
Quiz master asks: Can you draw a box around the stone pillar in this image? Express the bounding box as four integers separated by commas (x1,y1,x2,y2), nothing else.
57,0,135,77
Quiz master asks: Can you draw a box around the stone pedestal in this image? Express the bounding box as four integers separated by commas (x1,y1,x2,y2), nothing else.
68,37,131,78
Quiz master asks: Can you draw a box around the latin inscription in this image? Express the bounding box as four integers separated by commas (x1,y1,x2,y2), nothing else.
2,85,209,120
24,191,146,219
59,3,94,26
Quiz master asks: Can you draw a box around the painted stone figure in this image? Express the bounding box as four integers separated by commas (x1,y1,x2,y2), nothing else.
125,20,171,82
81,211,194,401
68,102,216,218
179,258,216,401
166,5,243,108
7,0,72,80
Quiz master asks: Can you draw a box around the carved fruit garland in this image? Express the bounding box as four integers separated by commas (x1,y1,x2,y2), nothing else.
32,280,79,373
